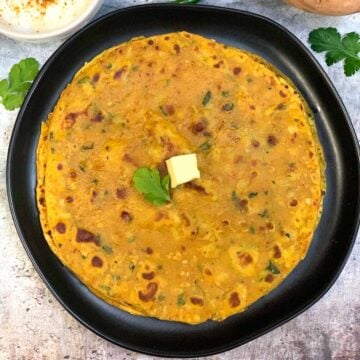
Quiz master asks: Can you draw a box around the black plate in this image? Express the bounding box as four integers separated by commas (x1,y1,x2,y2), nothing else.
7,4,360,357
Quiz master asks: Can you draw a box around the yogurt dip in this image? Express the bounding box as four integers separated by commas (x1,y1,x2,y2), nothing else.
0,0,95,33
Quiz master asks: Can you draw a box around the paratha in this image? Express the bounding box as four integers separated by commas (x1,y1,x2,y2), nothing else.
36,32,325,324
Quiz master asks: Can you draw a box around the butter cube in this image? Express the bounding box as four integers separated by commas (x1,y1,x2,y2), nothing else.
166,154,200,188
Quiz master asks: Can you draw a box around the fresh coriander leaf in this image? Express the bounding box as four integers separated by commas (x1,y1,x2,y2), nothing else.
202,90,212,106
221,103,234,111
325,51,345,66
342,32,360,54
309,28,341,52
199,141,211,151
133,167,171,206
0,57,40,110
308,28,360,77
102,245,113,254
266,260,280,275
3,94,24,111
258,209,269,218
161,174,170,192
0,79,9,98
177,293,186,306
344,57,360,76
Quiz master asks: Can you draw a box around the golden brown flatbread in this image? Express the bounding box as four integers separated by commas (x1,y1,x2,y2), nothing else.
36,32,325,324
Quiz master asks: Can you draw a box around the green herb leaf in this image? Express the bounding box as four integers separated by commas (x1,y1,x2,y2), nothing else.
231,191,248,212
133,167,171,206
102,245,113,254
221,103,234,111
202,90,212,106
0,58,40,110
248,226,256,234
266,260,280,275
248,192,258,198
258,209,269,218
81,143,94,150
3,94,24,111
0,79,9,98
199,141,211,151
177,293,186,306
77,76,90,84
308,28,360,77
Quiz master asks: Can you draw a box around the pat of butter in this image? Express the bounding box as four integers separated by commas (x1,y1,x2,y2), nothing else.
166,154,200,188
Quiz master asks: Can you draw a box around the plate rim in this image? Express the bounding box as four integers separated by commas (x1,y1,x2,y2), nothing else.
6,4,360,357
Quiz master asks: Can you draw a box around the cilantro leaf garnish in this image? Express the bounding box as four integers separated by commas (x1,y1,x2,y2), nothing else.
133,167,171,205
266,260,280,275
0,58,40,110
308,28,360,77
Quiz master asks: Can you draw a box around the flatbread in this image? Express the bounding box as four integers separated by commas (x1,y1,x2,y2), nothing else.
36,32,325,324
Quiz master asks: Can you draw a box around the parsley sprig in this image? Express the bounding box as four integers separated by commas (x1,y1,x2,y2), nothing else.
0,58,40,111
133,167,171,206
308,28,360,77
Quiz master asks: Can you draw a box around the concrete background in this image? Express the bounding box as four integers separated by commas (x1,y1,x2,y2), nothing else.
0,1,359,359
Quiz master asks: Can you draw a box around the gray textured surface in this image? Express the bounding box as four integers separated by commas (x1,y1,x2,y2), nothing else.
0,1,359,359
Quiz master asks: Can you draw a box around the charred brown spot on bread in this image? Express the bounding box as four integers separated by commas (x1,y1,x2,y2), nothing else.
76,228,100,245
229,292,241,308
144,247,153,255
138,282,158,302
55,222,66,234
190,297,204,306
113,68,125,80
237,252,253,266
251,139,260,148
184,182,207,194
66,196,73,203
233,67,241,75
267,135,278,146
265,274,274,283
116,188,127,199
191,121,206,134
290,199,298,207
142,271,155,280
120,211,133,223
91,256,103,267
91,111,104,122
273,245,282,258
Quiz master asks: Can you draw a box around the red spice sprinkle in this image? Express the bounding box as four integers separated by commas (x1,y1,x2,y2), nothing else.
57,163,63,170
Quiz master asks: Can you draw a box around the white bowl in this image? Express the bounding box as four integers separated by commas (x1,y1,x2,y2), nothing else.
0,0,104,43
